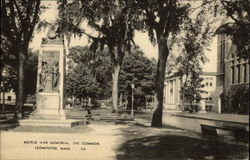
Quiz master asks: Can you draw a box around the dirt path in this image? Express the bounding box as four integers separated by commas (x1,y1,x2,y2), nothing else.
1,122,126,160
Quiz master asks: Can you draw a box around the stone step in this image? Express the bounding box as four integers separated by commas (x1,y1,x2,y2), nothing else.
18,119,86,127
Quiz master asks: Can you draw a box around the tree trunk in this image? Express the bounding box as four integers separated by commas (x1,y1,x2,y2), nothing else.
151,35,169,127
111,63,120,113
17,51,25,119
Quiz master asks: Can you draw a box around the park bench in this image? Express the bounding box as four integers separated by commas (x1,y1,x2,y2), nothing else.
100,113,134,121
200,124,222,143
200,124,249,148
200,124,218,137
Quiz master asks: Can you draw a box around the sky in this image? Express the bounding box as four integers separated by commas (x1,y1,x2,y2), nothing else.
30,1,217,73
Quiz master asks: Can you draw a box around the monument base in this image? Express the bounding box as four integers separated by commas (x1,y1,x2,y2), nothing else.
19,119,86,128
29,92,68,120
29,109,68,120
21,92,82,127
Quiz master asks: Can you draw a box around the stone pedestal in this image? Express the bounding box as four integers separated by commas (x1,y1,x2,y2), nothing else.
29,92,67,120
199,100,207,113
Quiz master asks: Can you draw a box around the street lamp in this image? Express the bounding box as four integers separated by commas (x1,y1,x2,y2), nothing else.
1,69,7,119
181,84,185,106
131,83,135,116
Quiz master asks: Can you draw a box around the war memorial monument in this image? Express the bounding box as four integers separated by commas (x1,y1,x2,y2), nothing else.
19,30,83,127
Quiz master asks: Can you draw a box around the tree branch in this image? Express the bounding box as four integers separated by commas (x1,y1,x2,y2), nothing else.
221,0,238,22
145,7,158,30
9,0,20,36
1,0,16,44
188,0,213,16
27,0,41,43
13,0,26,29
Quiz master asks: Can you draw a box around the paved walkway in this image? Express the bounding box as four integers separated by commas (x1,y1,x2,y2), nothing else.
135,111,249,134
171,112,249,125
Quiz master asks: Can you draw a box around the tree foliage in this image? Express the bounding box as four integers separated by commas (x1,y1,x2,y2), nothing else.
174,8,213,110
66,46,156,107
119,48,157,107
213,0,250,59
1,0,42,53
66,46,112,99
66,64,101,100
194,0,250,58
0,51,38,100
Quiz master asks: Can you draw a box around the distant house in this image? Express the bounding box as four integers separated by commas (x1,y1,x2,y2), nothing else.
163,72,216,111
0,89,16,105
212,35,249,114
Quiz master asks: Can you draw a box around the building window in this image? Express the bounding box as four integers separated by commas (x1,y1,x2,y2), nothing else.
210,82,212,86
237,65,241,83
7,96,11,101
231,66,235,84
232,52,235,58
243,63,247,83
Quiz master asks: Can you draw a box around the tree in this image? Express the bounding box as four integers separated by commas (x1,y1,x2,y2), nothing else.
133,1,191,127
133,0,216,127
66,64,101,102
0,35,15,71
0,51,38,102
119,48,157,108
57,0,141,113
23,51,38,99
175,11,212,112
66,46,112,101
1,0,41,118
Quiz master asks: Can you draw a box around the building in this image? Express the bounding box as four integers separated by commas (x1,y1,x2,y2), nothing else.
164,72,216,111
199,72,216,111
0,89,16,105
0,71,16,105
213,35,249,114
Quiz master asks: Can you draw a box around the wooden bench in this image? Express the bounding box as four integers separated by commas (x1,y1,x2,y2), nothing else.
200,124,249,147
200,124,220,141
200,124,218,136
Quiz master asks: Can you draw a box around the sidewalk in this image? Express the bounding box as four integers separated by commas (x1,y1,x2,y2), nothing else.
170,112,249,125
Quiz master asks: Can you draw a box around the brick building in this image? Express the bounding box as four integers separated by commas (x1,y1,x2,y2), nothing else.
212,35,249,114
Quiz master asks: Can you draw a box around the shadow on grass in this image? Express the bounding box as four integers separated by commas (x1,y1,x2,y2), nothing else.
113,120,248,160
116,135,248,160
0,119,19,131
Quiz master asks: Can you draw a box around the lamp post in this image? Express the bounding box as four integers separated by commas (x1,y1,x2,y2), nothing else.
1,69,7,119
193,93,197,112
181,84,185,108
131,83,135,116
